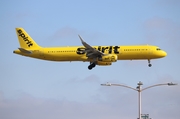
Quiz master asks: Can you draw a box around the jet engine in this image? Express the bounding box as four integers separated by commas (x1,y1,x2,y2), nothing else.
96,61,112,66
98,54,118,62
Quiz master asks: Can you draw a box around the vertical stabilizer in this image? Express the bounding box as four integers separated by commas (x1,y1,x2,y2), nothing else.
15,28,41,49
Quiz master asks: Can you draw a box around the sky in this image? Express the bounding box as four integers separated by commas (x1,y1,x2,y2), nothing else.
0,0,180,119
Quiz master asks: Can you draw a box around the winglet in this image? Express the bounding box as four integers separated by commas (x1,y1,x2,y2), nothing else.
78,35,84,44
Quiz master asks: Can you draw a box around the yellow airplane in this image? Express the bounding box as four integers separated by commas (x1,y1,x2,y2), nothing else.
13,28,167,70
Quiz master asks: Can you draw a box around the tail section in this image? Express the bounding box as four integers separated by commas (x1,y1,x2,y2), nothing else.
15,28,41,49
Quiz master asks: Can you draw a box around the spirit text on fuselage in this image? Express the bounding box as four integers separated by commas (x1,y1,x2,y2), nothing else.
77,46,120,55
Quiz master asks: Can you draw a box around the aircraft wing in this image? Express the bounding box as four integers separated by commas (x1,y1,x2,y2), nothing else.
78,35,105,59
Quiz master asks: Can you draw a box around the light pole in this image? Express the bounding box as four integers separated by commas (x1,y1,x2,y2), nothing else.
101,81,177,119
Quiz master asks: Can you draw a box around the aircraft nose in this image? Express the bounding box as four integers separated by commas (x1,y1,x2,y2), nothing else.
162,51,167,57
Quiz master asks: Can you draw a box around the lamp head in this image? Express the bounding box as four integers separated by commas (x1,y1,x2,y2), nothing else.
137,81,143,86
101,82,111,86
167,82,178,86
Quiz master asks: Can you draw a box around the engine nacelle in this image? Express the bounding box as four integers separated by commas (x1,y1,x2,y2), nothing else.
98,54,118,62
96,61,112,66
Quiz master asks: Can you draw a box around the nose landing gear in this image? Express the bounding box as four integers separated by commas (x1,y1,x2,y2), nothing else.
148,59,152,67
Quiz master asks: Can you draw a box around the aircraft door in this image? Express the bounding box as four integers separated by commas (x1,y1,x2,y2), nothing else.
33,49,44,58
39,49,44,57
148,46,153,58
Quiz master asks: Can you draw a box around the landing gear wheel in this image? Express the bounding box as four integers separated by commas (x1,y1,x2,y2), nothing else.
88,63,96,70
148,64,152,67
88,65,93,70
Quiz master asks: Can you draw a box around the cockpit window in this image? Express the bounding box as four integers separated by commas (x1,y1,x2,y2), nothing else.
156,48,161,51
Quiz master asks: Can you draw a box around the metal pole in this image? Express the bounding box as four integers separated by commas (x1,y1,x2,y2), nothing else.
138,89,141,119
137,81,143,119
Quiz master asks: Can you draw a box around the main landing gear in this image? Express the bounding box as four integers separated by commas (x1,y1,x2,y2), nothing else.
88,63,96,70
148,59,152,67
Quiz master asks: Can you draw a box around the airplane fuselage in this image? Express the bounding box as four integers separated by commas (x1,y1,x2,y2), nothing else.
14,45,166,62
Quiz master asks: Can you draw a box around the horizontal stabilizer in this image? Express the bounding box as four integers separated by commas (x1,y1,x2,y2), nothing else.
18,48,32,54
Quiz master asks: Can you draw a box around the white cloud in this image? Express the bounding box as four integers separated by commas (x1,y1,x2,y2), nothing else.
0,77,179,119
